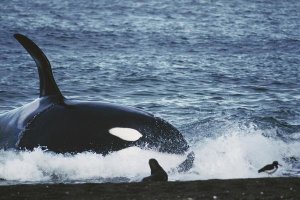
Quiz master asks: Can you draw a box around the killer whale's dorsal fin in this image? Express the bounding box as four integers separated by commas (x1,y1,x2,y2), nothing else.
14,34,63,99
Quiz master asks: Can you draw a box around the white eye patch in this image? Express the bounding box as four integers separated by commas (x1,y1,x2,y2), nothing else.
109,127,143,141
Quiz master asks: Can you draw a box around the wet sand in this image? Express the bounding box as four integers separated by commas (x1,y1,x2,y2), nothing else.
0,177,299,200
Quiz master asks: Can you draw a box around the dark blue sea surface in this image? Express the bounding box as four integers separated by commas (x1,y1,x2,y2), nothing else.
0,0,299,184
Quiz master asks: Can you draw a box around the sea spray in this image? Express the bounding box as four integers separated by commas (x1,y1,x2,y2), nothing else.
0,147,186,183
0,127,298,184
180,123,300,180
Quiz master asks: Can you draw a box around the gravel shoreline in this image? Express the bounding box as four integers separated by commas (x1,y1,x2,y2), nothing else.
0,177,299,200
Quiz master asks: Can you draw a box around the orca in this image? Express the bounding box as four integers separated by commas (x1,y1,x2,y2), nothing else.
0,34,190,156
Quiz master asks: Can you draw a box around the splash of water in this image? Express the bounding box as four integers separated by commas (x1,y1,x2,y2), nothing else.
185,129,300,180
0,123,299,184
0,147,186,183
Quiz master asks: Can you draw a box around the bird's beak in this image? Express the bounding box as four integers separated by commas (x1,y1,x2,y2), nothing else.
278,163,282,166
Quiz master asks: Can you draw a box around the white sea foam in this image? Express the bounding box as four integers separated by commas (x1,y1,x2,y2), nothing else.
0,147,185,183
177,124,300,180
0,124,299,184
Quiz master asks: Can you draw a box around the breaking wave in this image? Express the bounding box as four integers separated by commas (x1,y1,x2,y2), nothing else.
0,121,299,185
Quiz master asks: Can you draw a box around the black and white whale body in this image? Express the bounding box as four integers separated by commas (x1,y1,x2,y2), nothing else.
0,34,189,156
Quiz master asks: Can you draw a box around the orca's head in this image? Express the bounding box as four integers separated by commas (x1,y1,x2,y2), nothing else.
74,102,190,155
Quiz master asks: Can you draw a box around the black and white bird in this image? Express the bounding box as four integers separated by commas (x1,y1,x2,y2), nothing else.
258,161,282,174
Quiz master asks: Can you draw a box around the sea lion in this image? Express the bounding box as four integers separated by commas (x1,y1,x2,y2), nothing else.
142,159,168,182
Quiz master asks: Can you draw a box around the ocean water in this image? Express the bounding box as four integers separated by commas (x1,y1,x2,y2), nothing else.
0,0,300,184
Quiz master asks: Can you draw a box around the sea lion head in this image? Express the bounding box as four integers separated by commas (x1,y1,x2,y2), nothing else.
149,158,161,173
